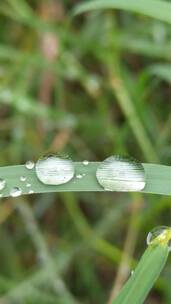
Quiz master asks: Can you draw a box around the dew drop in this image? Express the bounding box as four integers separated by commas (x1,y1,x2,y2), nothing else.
147,226,171,251
10,187,22,197
28,189,34,194
26,183,31,188
83,160,89,165
76,174,83,179
0,193,3,198
96,156,146,192
25,160,35,170
20,176,26,182
0,178,6,191
35,155,74,185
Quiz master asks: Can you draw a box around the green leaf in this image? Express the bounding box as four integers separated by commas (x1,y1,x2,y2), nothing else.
112,243,169,304
1,162,171,197
73,0,171,25
148,64,171,83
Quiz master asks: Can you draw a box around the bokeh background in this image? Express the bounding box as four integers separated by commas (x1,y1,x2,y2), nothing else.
0,0,171,303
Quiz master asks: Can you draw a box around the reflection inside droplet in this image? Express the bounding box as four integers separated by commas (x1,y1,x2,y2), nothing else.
96,156,146,192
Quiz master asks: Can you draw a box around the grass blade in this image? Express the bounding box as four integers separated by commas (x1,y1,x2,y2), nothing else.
0,162,171,197
112,228,171,304
112,245,168,303
73,0,171,25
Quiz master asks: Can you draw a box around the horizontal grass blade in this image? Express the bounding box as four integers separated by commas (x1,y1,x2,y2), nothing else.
112,244,169,304
73,0,171,25
0,162,171,197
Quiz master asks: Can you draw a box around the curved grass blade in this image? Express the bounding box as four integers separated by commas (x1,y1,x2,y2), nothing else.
0,162,171,197
73,0,171,25
112,230,170,304
112,245,168,304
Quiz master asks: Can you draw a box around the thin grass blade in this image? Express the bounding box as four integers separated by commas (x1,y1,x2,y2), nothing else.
73,0,171,25
0,162,171,197
112,239,170,303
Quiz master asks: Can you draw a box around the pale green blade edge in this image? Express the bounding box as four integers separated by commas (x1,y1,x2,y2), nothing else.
0,162,170,197
73,0,171,25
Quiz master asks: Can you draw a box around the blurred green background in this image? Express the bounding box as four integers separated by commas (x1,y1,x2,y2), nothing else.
0,0,171,303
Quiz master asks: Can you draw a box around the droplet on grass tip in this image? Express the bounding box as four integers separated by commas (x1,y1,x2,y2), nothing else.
96,155,146,192
10,187,22,197
147,226,171,251
35,155,75,185
25,160,35,170
0,178,6,191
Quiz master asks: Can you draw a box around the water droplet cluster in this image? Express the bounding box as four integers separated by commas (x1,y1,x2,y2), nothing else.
3,160,35,198
0,155,146,198
35,155,145,192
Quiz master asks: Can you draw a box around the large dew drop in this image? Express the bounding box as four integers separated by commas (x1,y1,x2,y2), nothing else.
147,226,171,251
10,187,22,197
0,178,6,191
96,156,146,192
35,155,75,185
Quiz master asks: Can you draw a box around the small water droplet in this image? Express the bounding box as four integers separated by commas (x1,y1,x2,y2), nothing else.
147,226,171,251
28,189,34,194
35,155,74,185
83,160,89,165
10,187,22,197
25,160,35,170
0,193,3,198
96,156,146,192
0,178,6,191
76,174,83,179
131,270,134,276
26,183,31,188
20,176,26,182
